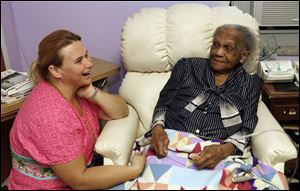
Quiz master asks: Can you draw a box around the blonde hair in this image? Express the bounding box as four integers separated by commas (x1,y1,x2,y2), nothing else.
29,29,81,84
28,59,41,85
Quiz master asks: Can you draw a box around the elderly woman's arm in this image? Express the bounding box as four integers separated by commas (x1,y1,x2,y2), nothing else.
223,74,261,154
151,58,187,128
149,58,187,157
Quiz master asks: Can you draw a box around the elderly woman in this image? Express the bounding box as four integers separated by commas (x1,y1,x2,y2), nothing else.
149,24,261,169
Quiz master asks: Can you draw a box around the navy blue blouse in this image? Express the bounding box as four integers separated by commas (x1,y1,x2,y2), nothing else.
151,57,261,154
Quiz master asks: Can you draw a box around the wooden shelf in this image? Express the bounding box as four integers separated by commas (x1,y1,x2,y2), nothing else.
91,57,120,82
262,83,299,122
1,98,26,122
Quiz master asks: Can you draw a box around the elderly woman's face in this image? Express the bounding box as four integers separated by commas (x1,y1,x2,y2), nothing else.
209,28,249,74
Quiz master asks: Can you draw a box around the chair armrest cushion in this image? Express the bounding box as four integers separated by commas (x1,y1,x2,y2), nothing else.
251,101,297,167
94,105,139,165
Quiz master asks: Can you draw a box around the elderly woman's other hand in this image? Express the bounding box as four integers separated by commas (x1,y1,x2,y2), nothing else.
190,143,235,169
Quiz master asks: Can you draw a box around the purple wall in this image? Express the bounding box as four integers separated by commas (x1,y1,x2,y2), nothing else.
1,2,22,72
2,1,216,93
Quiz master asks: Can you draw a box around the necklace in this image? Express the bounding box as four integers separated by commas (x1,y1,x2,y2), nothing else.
48,81,98,142
82,107,98,143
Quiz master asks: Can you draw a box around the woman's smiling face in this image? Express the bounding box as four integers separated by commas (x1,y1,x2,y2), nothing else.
58,41,93,87
210,28,249,75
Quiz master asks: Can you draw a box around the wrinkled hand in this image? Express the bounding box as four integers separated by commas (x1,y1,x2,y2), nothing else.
190,143,235,169
77,84,95,99
150,125,169,158
130,151,147,175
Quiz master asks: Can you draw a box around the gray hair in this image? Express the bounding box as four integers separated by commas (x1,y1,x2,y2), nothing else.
213,24,259,74
213,24,255,53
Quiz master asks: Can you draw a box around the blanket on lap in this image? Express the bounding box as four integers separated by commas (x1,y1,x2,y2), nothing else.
111,129,288,190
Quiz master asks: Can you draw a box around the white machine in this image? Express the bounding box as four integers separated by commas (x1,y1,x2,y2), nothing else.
258,60,295,83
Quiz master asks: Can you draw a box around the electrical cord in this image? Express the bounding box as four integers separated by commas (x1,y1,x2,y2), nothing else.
242,129,299,184
232,171,281,190
197,129,299,184
288,151,299,184
261,60,272,82
260,46,281,61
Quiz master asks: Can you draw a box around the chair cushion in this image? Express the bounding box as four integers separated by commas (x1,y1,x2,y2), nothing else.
120,3,260,135
121,3,260,74
119,72,171,137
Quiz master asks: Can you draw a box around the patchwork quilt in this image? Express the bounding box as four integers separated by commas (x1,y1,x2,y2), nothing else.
111,129,289,190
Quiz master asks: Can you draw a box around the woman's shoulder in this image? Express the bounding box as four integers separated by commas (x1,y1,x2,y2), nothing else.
18,81,72,119
241,73,261,98
244,72,261,86
175,57,210,71
178,57,210,64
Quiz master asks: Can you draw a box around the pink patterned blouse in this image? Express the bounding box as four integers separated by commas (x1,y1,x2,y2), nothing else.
8,80,101,190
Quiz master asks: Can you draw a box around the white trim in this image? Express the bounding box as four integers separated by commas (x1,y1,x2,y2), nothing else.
1,24,11,69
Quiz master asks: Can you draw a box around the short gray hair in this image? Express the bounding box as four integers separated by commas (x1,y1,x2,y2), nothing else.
214,24,255,53
213,24,259,74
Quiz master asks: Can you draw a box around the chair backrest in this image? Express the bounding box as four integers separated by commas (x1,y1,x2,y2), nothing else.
119,3,260,137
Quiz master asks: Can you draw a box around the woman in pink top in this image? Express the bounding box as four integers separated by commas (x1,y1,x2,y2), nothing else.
8,29,146,190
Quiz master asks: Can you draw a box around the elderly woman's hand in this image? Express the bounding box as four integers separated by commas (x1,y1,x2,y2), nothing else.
151,125,169,158
190,143,235,169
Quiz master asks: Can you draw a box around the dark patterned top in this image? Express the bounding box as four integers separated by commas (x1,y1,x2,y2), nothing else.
151,57,261,154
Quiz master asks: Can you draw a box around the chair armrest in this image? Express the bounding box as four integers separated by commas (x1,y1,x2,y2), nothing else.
251,101,297,170
94,105,139,165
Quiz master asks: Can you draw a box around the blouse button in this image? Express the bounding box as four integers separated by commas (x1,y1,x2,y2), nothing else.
203,111,207,114
195,129,200,134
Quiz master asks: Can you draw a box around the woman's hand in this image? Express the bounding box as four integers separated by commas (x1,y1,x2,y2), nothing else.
130,151,147,176
190,143,235,169
77,84,96,99
77,83,128,120
151,125,169,158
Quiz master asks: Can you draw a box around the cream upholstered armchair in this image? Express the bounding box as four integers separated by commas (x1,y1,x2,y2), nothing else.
95,3,297,173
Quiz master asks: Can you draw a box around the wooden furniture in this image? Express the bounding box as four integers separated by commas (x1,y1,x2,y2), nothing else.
90,57,119,83
261,83,299,124
0,57,119,183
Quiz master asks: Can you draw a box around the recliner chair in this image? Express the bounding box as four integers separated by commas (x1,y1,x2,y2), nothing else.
95,3,297,173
